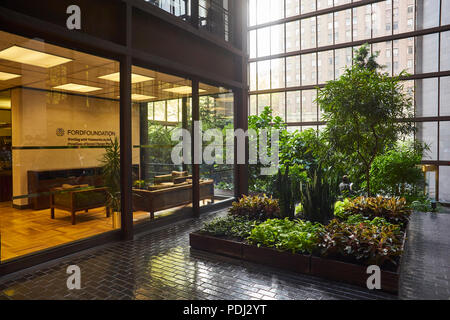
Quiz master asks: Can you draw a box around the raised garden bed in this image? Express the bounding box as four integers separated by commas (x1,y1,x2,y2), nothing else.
189,230,407,294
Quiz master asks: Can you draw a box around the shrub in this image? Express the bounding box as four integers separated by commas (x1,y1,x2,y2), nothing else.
200,215,258,239
367,140,427,197
248,218,324,254
334,198,351,219
317,219,404,267
338,196,411,225
229,194,281,221
345,214,401,232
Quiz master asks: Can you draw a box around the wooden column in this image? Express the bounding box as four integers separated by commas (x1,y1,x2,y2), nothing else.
233,0,248,198
191,79,200,216
120,2,133,240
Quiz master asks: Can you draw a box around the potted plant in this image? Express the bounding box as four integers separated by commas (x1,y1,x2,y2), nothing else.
100,137,121,228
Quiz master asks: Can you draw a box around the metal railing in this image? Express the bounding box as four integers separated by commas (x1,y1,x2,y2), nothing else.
143,0,231,42
144,0,191,20
198,0,231,42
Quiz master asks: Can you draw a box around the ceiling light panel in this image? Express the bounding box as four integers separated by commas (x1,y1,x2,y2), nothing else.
99,72,154,83
53,83,102,93
0,46,72,68
163,86,206,95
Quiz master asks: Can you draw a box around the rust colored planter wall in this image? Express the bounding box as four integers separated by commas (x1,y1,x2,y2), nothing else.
190,233,310,274
189,231,406,294
310,256,399,294
189,232,242,259
242,244,310,274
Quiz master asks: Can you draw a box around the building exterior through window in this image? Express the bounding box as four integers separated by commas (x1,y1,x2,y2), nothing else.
248,0,450,203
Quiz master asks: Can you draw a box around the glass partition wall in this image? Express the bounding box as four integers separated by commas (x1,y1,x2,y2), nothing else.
199,84,235,205
0,30,121,262
131,66,194,223
130,67,235,224
0,29,238,263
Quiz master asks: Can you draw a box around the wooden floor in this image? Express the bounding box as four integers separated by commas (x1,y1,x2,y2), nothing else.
0,202,180,262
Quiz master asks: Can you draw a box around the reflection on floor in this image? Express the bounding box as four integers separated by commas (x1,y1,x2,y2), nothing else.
0,195,229,262
0,201,182,262
0,202,118,261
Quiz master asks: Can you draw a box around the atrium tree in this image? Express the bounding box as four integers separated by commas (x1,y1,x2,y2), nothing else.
317,44,414,196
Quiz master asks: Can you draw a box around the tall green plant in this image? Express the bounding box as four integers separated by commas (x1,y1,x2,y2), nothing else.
100,137,121,212
274,167,300,219
317,44,414,196
300,167,339,224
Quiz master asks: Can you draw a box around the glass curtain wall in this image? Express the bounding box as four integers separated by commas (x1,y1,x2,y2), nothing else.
248,0,450,202
0,30,120,262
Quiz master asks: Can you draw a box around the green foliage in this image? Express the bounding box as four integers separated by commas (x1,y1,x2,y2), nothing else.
200,215,258,239
100,137,121,212
344,196,412,225
248,106,286,194
334,198,352,219
345,214,400,232
216,181,234,191
248,218,324,254
133,180,146,189
317,219,404,267
229,194,281,221
317,44,415,195
274,167,300,219
300,167,339,225
410,196,441,212
367,140,427,197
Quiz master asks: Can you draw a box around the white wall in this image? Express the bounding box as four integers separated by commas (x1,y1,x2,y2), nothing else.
11,88,140,206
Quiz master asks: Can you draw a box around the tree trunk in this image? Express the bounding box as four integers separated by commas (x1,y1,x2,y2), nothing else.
366,169,371,197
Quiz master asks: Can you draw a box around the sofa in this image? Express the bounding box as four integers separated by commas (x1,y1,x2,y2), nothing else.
133,171,214,219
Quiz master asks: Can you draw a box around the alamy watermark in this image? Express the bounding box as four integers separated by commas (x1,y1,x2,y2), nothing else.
170,121,279,176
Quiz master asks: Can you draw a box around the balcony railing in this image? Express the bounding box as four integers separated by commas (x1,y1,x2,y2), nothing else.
199,0,231,42
143,0,231,42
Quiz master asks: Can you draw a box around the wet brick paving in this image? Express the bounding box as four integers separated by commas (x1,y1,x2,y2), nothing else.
399,211,450,300
1,208,445,300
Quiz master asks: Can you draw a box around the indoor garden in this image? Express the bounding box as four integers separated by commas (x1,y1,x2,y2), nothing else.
191,44,437,292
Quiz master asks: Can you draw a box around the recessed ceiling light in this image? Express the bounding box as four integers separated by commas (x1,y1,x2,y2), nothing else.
99,72,154,83
53,83,102,93
131,94,156,101
0,46,72,68
163,86,206,95
0,71,21,81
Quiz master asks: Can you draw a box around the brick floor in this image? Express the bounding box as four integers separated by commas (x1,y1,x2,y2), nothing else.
0,209,407,300
399,211,450,300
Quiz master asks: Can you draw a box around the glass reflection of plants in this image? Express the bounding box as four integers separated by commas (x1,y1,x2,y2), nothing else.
200,95,234,193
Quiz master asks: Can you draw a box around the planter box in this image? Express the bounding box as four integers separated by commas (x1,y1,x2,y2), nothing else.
310,256,399,294
189,232,243,259
310,230,407,294
189,232,310,274
189,229,407,294
242,243,310,274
